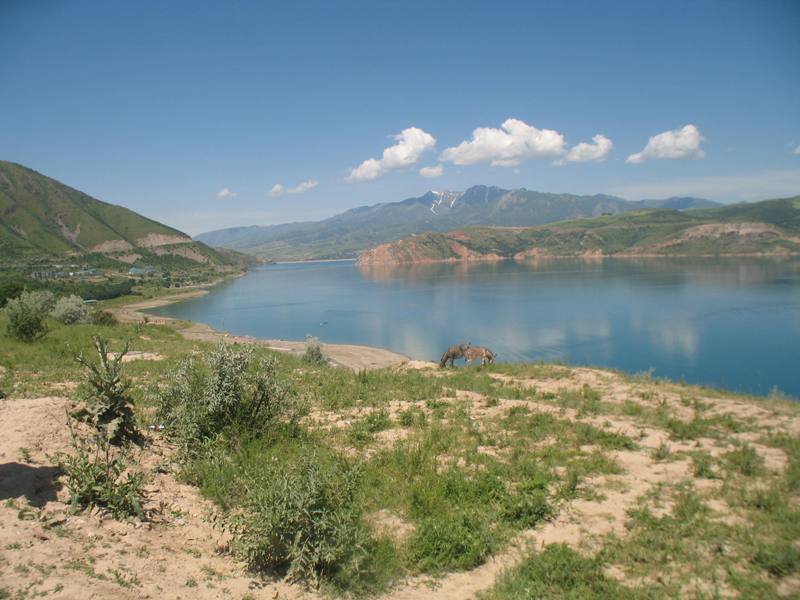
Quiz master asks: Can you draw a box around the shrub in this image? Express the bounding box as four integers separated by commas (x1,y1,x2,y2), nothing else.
91,309,118,326
51,294,91,324
302,335,327,366
57,424,147,519
153,343,304,451
4,290,52,341
71,337,138,444
224,452,367,586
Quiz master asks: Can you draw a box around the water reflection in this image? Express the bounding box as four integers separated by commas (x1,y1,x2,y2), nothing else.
150,257,800,397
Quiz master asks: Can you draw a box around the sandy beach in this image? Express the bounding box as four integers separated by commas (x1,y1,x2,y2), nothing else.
111,289,410,371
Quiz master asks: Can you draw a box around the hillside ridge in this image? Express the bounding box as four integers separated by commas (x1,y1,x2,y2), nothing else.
356,197,800,264
195,185,720,261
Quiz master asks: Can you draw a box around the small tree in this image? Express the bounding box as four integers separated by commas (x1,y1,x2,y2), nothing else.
71,336,138,444
51,295,91,324
4,290,52,341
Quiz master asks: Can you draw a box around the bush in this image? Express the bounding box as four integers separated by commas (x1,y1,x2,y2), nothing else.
91,309,118,326
153,343,305,451
4,290,53,341
303,335,327,366
71,337,138,445
57,424,147,520
225,452,368,586
51,294,91,324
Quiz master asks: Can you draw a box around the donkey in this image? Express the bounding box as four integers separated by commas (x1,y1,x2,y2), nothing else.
464,346,497,366
439,342,471,368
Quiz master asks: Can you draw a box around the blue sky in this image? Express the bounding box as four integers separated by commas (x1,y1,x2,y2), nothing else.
1,0,799,235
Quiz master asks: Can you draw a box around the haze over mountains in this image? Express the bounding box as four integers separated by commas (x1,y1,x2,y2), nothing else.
196,186,720,261
0,161,242,270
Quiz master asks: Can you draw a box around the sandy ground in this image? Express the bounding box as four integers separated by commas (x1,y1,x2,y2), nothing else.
111,292,410,372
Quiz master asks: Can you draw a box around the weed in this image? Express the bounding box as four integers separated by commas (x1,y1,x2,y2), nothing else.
691,452,716,478
485,543,645,599
349,409,391,446
725,444,764,477
56,424,147,519
653,441,672,462
224,451,370,588
407,510,495,573
753,541,800,577
71,336,138,444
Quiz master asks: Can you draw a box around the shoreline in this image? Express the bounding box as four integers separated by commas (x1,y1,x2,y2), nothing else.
110,286,411,372
356,250,800,266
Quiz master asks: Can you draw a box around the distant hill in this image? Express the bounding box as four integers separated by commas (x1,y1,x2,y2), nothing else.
195,186,719,261
0,161,241,271
356,197,800,264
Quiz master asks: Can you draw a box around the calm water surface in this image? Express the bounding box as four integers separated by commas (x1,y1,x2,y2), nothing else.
149,258,800,397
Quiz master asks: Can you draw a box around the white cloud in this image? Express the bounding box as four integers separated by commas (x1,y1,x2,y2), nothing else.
216,187,236,199
419,164,444,178
347,127,436,182
440,118,566,167
287,179,319,194
793,144,800,155
556,134,613,165
626,124,705,164
608,168,800,202
268,180,318,197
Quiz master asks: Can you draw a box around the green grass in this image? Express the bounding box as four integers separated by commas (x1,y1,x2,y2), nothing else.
483,543,650,599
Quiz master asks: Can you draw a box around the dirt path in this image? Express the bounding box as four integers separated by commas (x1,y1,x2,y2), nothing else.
112,292,410,371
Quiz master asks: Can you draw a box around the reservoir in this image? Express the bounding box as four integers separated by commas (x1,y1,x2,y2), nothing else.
148,257,800,398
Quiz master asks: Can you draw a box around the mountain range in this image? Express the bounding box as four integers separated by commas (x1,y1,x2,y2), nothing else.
0,161,243,270
356,197,800,264
195,186,720,261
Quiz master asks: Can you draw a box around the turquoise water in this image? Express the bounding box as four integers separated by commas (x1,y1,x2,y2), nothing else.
148,258,800,398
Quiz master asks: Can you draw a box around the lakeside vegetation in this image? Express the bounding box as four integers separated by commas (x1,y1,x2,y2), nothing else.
357,196,800,264
1,289,798,599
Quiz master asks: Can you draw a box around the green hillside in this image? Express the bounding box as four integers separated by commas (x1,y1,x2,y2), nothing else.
0,161,238,270
357,197,800,263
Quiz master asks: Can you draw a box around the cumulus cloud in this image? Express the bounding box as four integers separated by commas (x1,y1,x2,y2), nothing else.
626,124,705,164
793,144,800,155
288,179,319,194
556,134,613,165
217,187,236,199
346,127,436,182
419,164,444,178
440,118,566,167
268,180,318,197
